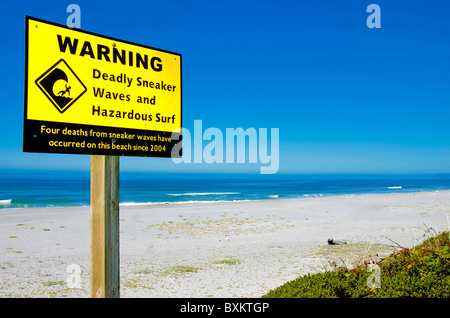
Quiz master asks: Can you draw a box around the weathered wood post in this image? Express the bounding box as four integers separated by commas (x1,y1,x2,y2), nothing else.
90,155,120,298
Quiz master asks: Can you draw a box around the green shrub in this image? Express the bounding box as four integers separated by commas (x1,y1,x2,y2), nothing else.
263,231,450,298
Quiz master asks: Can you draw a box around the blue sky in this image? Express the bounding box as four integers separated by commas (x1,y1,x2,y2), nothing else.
1,0,450,174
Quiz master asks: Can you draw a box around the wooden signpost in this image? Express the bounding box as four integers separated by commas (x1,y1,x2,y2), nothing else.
23,16,182,297
90,155,120,298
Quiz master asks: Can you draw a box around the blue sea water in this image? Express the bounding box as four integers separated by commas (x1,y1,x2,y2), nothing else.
1,170,450,209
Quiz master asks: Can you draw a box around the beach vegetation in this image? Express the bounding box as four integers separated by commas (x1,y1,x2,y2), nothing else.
263,230,450,298
213,258,241,266
132,268,153,275
43,280,65,287
268,245,284,249
162,265,200,275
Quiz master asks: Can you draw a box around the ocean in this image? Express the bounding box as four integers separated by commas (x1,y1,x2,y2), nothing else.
1,170,450,209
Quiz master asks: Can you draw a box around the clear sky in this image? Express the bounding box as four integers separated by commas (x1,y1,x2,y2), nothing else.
1,0,450,174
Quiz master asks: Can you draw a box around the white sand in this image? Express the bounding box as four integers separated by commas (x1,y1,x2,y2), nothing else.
1,191,449,298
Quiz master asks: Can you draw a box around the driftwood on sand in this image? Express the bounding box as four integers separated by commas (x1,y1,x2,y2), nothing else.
327,238,347,245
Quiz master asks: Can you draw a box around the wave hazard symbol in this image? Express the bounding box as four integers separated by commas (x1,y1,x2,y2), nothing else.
35,59,87,114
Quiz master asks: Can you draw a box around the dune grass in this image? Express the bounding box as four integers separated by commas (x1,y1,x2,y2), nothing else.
263,230,450,298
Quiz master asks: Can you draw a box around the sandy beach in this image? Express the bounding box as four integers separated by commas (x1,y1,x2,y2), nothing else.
1,190,449,298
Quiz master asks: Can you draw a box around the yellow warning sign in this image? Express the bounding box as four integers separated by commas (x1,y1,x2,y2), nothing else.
24,16,182,157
